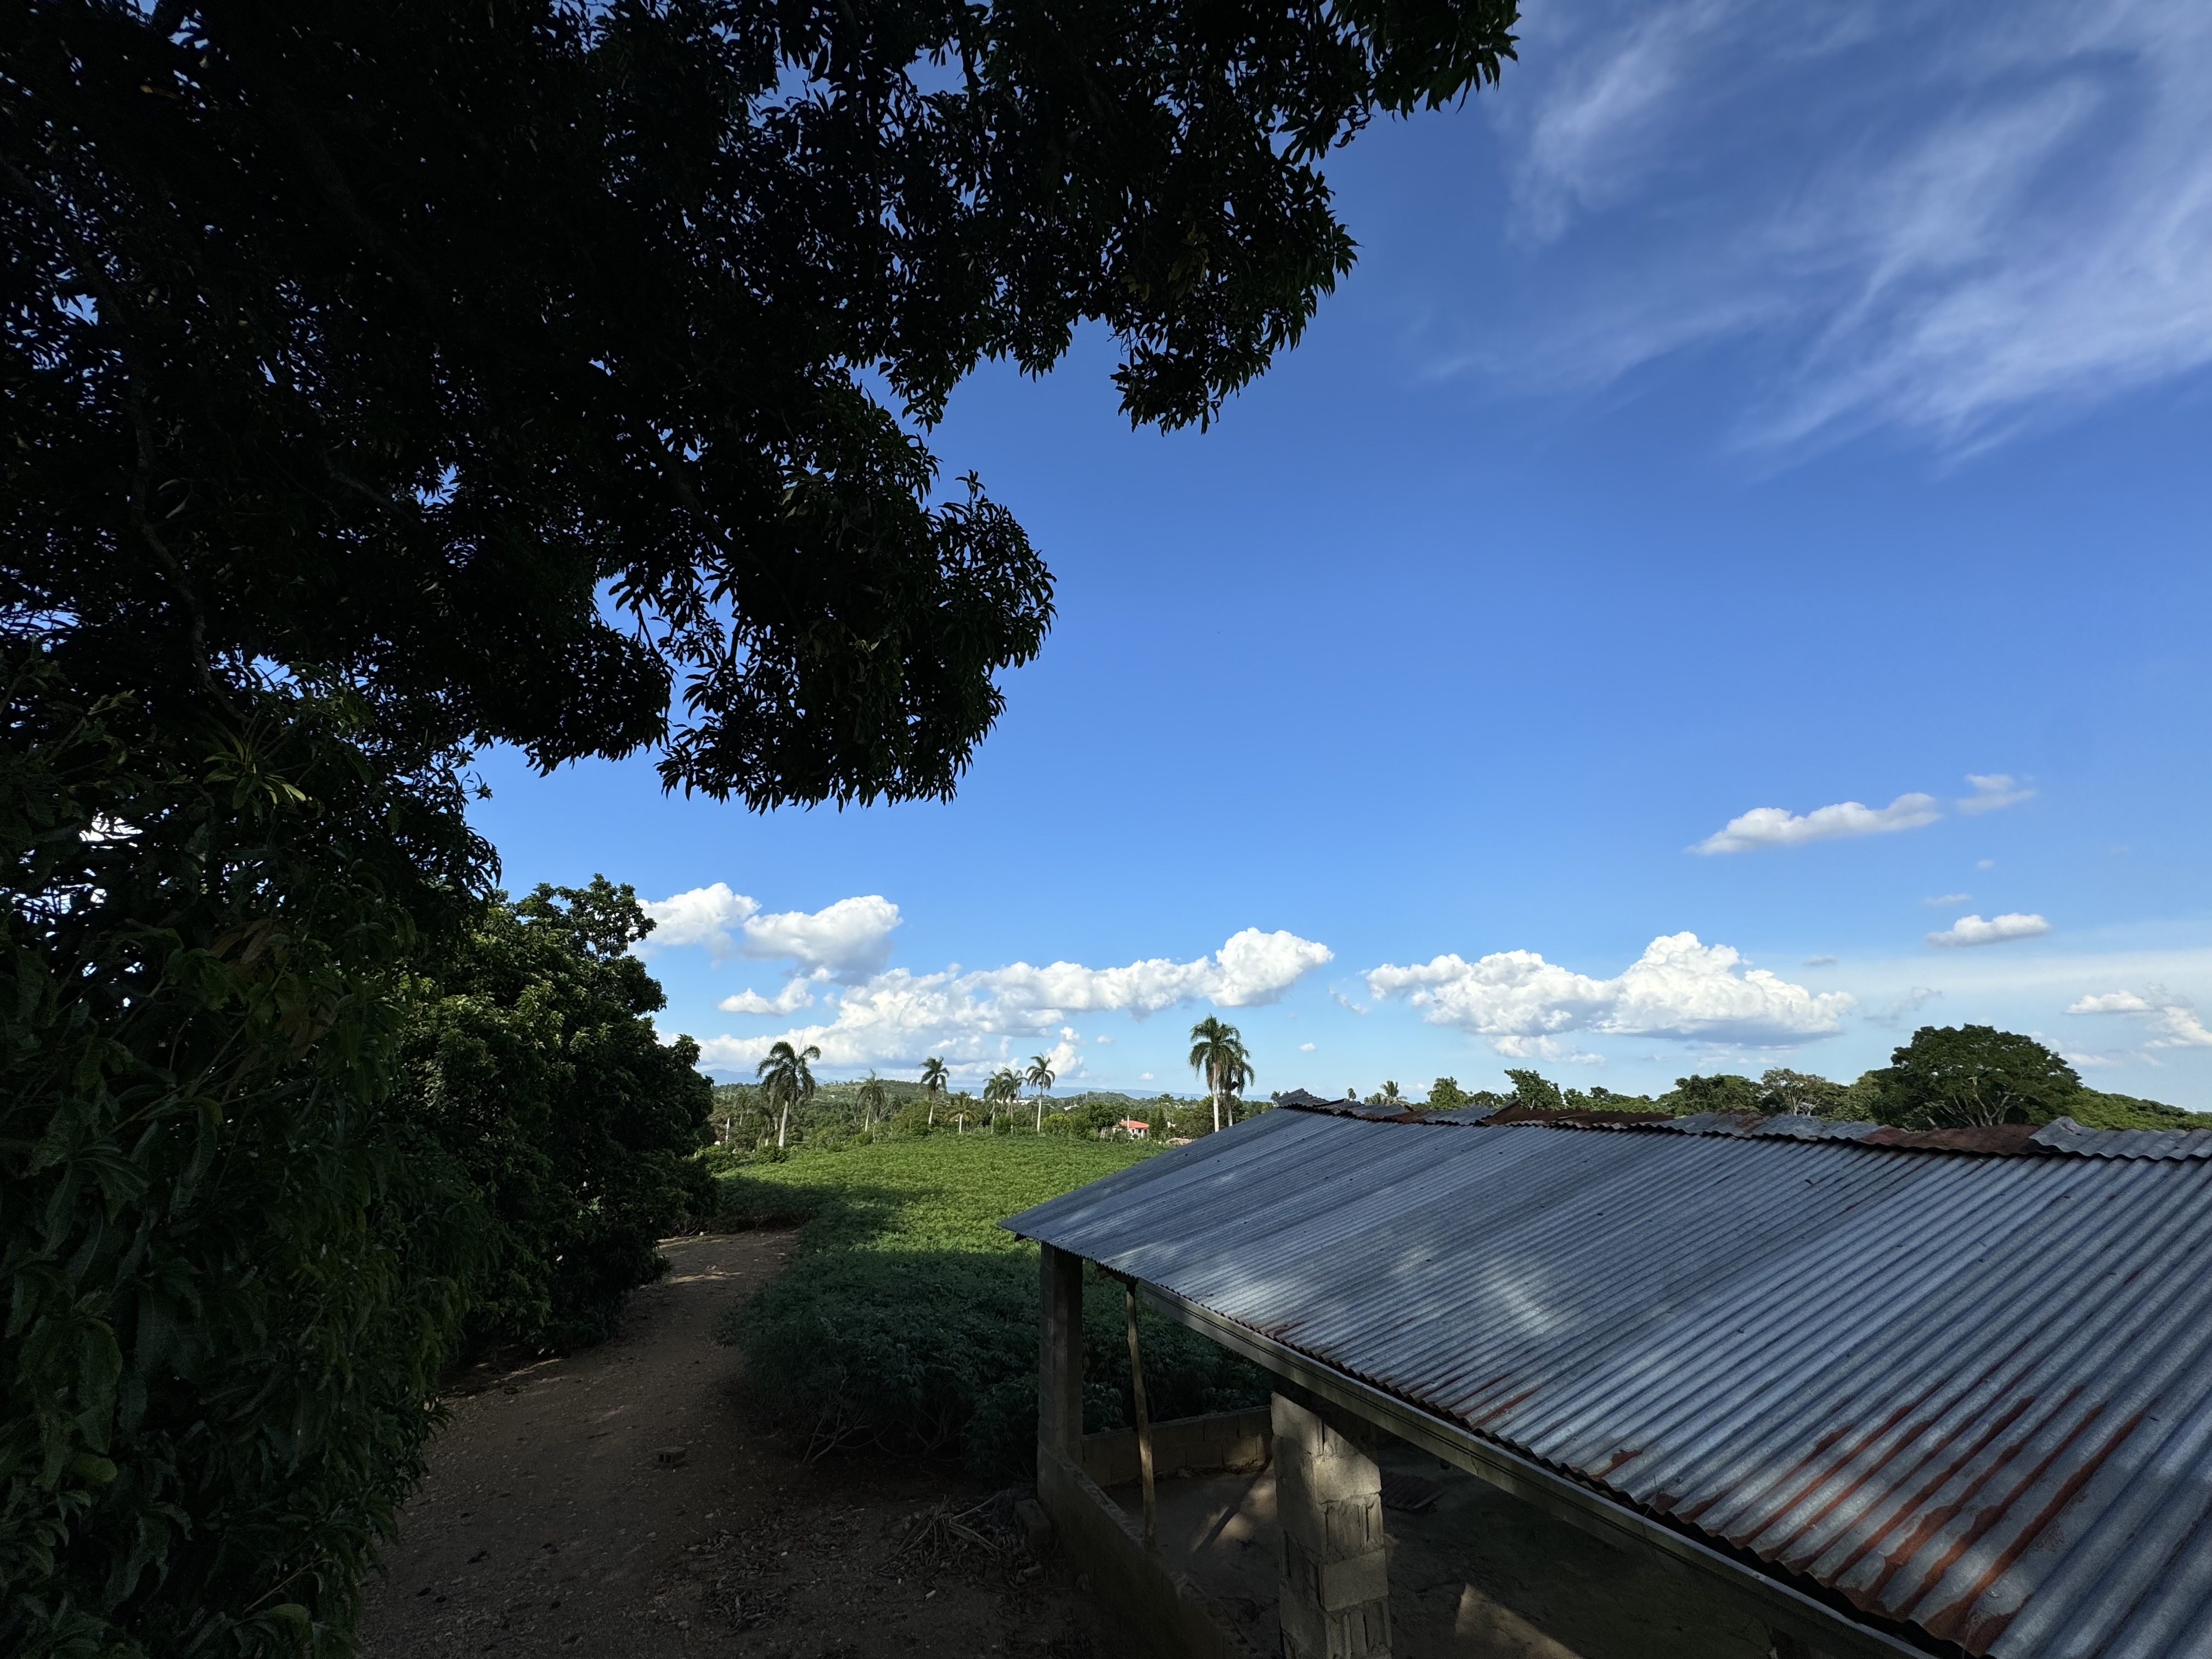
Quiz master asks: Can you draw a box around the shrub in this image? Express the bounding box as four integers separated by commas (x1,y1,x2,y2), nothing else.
714,1138,1269,1476
1,657,487,1659
394,880,712,1351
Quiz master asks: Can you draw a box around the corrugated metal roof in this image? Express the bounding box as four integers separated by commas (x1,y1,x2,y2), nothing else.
1005,1109,2212,1658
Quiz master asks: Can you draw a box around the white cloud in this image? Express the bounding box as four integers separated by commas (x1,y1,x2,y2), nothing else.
717,978,821,1017
1977,859,1996,871
2068,985,2212,1048
1367,932,1852,1052
1922,892,1973,906
690,928,1331,1075
1957,774,2035,815
1926,912,2052,948
1802,955,1837,967
1298,1041,1316,1052
640,882,759,958
1691,793,1940,854
733,895,901,980
642,886,900,980
1477,0,2212,453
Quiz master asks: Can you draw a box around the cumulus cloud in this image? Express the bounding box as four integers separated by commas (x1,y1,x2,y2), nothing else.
642,885,900,980
691,928,1332,1075
640,882,759,958
1691,793,1940,854
1365,932,1852,1052
1957,774,2035,815
2068,985,2212,1048
1926,913,2051,947
1298,1041,1316,1052
1476,0,2212,453
717,979,820,1017
740,896,901,979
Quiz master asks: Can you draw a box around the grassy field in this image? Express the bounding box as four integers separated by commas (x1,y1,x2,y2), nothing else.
709,1136,1267,1475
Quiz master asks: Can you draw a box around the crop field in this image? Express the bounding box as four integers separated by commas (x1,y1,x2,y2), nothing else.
710,1136,1267,1474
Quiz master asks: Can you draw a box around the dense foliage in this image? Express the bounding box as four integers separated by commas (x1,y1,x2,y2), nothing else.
712,1137,1267,1476
1486,1026,2210,1130
396,879,713,1351
5,7,1526,1651
7,0,1517,810
0,653,489,1659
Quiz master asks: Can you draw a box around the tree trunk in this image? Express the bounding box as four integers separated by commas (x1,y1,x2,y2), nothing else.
1035,1096,1043,1132
1211,1080,1221,1135
777,1098,790,1148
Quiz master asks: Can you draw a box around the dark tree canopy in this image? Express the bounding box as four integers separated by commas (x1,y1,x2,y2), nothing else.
4,0,1517,807
1870,1024,2084,1129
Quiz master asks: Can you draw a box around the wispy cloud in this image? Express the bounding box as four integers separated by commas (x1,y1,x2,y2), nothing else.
1692,793,1939,854
1367,932,1852,1051
1476,0,2212,452
1865,985,1943,1028
1922,892,1973,907
1957,774,2035,815
2068,985,2212,1048
1927,912,2052,948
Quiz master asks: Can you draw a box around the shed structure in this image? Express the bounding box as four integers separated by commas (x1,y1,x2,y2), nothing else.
1003,1099,2212,1659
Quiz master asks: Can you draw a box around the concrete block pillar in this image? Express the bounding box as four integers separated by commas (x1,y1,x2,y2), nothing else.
1272,1391,1392,1659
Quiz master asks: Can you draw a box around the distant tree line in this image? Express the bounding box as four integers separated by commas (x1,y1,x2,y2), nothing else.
1415,1024,2208,1131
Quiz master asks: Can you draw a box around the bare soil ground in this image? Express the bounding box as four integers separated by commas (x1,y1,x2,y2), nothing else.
358,1232,1127,1659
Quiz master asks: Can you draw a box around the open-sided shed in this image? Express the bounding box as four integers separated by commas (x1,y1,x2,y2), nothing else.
1004,1099,2212,1659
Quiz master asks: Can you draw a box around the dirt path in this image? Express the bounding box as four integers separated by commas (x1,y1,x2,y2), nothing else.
358,1232,1120,1659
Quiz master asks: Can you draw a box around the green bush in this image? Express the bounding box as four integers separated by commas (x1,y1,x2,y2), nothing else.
394,879,712,1351
713,1138,1269,1476
1,657,487,1659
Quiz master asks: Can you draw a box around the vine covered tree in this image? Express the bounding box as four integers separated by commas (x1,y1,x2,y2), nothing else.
756,1040,821,1148
1188,1017,1255,1133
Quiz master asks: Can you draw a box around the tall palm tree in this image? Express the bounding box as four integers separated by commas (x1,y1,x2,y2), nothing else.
856,1071,888,1130
756,1040,820,1149
1378,1080,1403,1107
1188,1017,1254,1135
985,1068,1019,1121
1025,1054,1057,1131
919,1056,949,1124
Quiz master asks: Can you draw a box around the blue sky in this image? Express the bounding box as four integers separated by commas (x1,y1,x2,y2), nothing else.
474,0,2212,1104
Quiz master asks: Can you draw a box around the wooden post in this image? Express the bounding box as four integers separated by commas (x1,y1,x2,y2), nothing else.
1037,1243,1085,1463
1125,1284,1158,1549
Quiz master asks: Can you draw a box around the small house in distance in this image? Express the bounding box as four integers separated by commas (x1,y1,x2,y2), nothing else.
1004,1097,2212,1659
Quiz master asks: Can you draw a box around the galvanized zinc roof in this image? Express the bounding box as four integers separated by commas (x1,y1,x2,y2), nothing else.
1005,1108,2212,1659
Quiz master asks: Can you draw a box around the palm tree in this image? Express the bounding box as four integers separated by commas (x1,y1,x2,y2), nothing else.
756,1040,820,1149
919,1056,949,1124
1188,1017,1255,1135
856,1071,888,1131
1378,1080,1403,1107
985,1068,1019,1122
1025,1053,1057,1131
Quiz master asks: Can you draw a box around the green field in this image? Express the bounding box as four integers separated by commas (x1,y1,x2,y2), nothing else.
709,1136,1267,1474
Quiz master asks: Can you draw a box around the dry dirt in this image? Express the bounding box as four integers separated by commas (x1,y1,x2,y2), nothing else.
358,1231,1130,1659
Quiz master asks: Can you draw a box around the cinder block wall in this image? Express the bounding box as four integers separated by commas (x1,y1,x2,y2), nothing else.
1081,1407,1273,1489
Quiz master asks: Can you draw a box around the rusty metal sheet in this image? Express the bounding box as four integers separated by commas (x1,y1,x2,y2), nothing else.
1005,1110,2212,1658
